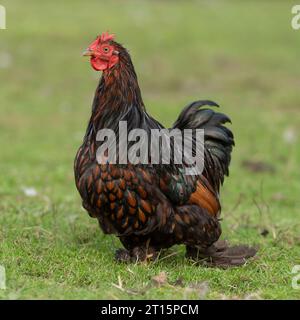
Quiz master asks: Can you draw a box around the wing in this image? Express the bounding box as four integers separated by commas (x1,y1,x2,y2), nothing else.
158,167,220,216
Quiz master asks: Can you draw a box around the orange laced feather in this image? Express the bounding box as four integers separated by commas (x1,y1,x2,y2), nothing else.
188,181,220,216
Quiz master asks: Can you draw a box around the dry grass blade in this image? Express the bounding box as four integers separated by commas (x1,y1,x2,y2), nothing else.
111,275,139,295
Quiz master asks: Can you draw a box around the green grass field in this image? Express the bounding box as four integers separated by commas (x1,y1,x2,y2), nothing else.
0,0,299,299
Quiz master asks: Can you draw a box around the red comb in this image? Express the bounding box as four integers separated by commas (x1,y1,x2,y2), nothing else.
99,31,115,42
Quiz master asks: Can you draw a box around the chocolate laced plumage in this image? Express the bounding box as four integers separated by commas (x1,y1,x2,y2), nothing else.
74,39,256,267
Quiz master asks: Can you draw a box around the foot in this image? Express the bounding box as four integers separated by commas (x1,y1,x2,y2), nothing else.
115,246,158,263
131,246,158,262
186,240,257,268
115,248,131,263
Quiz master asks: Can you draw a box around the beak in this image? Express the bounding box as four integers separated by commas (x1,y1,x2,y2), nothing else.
82,48,94,56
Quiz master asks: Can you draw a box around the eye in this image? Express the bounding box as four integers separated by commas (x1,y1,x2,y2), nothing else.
102,47,110,53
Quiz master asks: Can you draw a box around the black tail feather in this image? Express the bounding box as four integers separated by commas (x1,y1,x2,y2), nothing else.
172,100,234,191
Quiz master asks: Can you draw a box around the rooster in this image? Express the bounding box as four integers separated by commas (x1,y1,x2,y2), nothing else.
74,32,256,267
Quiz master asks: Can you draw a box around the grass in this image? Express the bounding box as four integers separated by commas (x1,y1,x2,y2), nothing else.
0,0,300,299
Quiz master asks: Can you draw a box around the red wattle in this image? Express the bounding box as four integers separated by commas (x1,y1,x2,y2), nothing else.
90,58,108,71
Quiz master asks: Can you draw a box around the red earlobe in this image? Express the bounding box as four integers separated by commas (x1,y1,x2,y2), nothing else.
108,55,119,69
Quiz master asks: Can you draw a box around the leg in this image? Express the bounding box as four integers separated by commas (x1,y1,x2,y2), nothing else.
173,205,222,249
115,205,221,263
174,205,256,268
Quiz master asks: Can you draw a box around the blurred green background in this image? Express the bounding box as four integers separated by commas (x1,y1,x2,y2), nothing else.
0,0,299,299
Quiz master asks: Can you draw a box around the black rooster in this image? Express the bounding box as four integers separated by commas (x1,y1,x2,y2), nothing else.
74,32,256,267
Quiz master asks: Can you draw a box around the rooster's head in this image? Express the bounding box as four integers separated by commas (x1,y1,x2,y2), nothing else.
83,32,120,71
